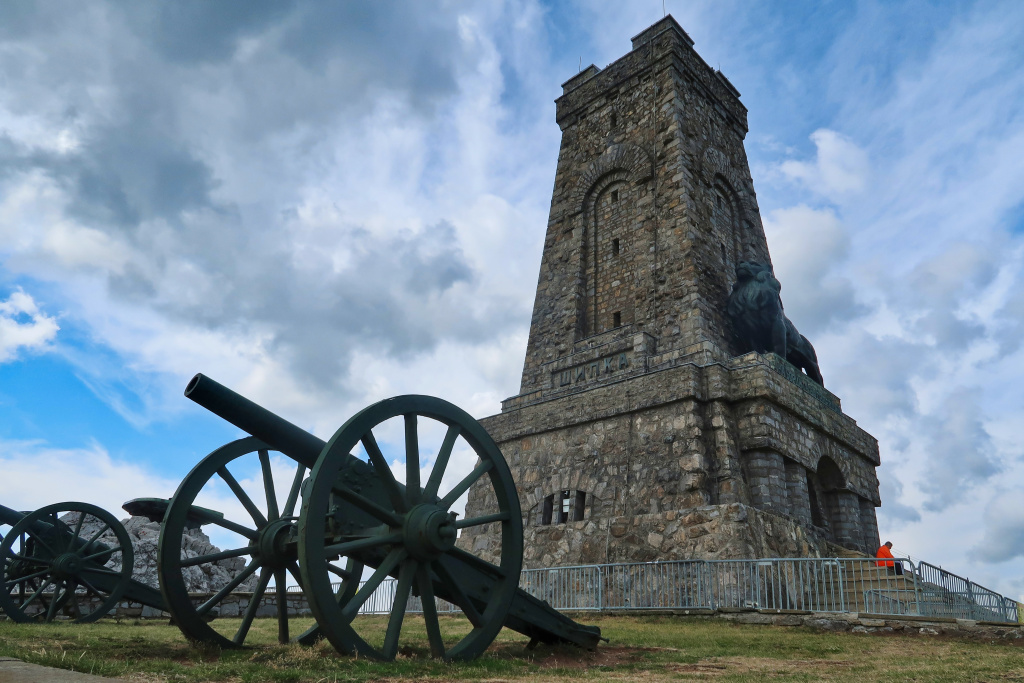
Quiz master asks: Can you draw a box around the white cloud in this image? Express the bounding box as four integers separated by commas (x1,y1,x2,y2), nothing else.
826,2,1024,265
0,2,548,431
779,129,869,200
0,288,59,363
762,204,862,336
0,439,179,523
875,471,920,525
974,485,1024,563
42,220,134,273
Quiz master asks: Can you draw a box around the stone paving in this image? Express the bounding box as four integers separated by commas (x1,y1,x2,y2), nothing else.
0,657,118,682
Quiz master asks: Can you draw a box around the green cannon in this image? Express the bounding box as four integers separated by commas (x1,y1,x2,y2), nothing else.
0,501,164,623
1,498,236,624
157,373,601,660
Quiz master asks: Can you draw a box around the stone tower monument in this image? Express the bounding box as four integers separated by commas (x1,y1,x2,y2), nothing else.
461,16,881,568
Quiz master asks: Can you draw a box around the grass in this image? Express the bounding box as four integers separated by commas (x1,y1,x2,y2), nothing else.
0,614,1021,682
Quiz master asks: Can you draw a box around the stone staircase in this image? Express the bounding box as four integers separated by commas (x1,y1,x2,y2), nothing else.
840,561,918,615
830,561,1009,622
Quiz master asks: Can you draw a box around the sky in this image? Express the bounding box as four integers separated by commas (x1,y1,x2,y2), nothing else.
0,1,1022,600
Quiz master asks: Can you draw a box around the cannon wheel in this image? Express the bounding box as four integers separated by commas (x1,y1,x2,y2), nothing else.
0,502,133,623
158,437,362,648
298,395,523,661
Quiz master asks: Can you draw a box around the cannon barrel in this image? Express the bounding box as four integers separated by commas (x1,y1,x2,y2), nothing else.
0,503,111,558
185,373,326,470
184,374,602,653
0,503,28,528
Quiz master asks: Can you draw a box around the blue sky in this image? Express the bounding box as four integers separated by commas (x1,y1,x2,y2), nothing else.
1,1,1022,600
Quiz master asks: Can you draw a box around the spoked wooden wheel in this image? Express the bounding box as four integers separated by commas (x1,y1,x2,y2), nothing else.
298,395,523,661
158,437,362,647
0,502,133,623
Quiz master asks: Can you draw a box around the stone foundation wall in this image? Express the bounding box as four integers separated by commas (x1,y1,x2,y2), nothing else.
659,610,1023,641
462,354,882,567
464,501,839,569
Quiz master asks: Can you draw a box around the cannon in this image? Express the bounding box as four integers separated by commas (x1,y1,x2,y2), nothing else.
1,498,237,625
0,501,164,623
157,373,601,660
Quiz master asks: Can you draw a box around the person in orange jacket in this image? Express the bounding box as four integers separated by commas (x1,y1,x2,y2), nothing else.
876,541,903,575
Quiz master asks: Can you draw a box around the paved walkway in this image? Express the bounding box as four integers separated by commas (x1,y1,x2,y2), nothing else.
0,657,120,682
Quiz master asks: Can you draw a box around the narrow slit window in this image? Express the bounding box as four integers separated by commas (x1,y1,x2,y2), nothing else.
573,491,586,521
613,311,622,328
542,494,554,525
611,189,619,202
610,113,618,128
612,238,620,256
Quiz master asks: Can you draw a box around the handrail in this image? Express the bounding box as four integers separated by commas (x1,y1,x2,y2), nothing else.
915,561,1015,622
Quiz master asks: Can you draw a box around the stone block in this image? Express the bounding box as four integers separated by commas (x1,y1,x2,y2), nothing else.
807,618,851,632
735,613,774,625
771,615,805,626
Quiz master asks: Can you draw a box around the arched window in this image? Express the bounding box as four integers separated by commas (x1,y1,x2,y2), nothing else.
581,178,635,337
817,456,845,490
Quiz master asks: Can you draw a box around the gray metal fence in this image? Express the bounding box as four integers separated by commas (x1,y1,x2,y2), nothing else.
290,557,1019,624
915,561,1016,622
520,564,604,610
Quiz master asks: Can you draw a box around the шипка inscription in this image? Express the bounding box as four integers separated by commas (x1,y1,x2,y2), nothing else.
556,352,630,387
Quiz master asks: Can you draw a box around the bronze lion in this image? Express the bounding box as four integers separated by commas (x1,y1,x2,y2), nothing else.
726,261,823,386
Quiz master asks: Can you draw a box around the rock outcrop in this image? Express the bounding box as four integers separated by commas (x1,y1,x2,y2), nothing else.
63,512,259,593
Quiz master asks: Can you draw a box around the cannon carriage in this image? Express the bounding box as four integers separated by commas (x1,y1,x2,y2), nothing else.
0,501,165,623
0,497,231,624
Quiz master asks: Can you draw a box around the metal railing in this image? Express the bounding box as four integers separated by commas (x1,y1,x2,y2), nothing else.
285,557,1019,624
521,564,604,610
915,561,1018,622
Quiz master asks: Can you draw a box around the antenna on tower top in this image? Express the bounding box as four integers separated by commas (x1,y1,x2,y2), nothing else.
663,0,666,17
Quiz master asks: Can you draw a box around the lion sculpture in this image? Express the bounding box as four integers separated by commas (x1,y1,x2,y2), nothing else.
726,261,824,386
